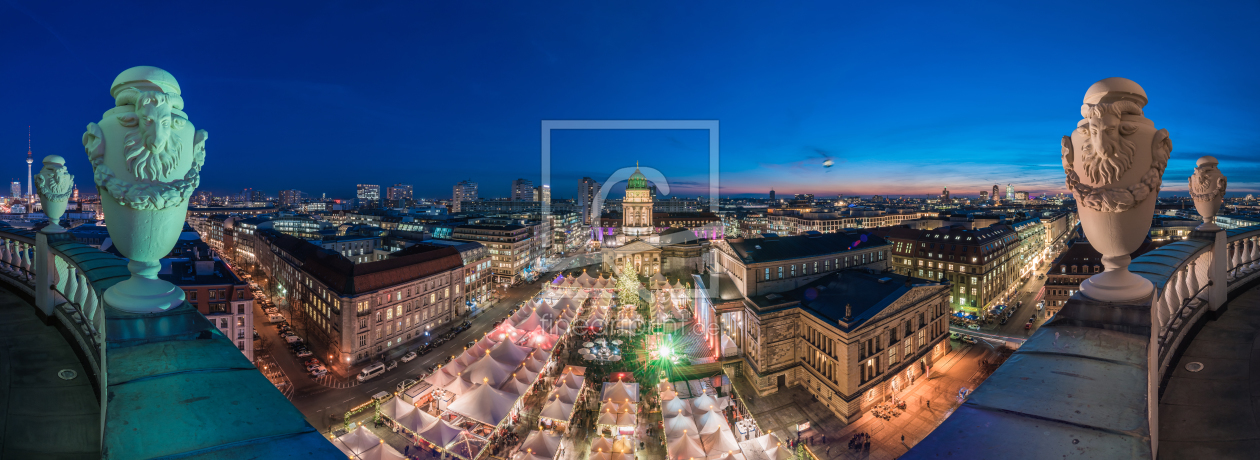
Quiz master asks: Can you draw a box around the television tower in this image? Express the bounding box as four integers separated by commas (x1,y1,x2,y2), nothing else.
25,127,33,199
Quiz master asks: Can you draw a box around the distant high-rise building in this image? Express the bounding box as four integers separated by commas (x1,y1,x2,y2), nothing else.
193,190,212,206
1015,191,1029,201
250,190,266,202
511,179,533,201
1006,184,1014,201
10,180,20,198
941,186,949,202
356,184,380,208
980,191,989,202
452,180,478,213
577,177,601,224
992,184,1000,202
241,187,254,202
769,189,776,202
532,185,551,204
71,185,79,203
386,184,413,202
648,184,658,200
279,189,302,207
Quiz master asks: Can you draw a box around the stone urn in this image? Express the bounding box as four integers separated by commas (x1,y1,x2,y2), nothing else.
1189,156,1227,231
81,66,208,313
1062,78,1172,302
34,155,74,233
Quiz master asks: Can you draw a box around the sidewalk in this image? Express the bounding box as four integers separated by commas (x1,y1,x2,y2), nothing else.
736,341,988,460
811,342,988,460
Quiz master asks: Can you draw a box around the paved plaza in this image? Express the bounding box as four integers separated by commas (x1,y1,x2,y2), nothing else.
738,340,990,460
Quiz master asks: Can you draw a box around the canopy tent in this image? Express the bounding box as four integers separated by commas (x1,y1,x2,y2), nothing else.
667,434,706,460
705,452,747,460
446,432,488,460
380,396,417,420
521,354,547,373
461,354,515,387
662,396,691,417
513,365,540,386
538,396,575,422
590,436,614,453
738,434,789,460
589,453,635,460
393,407,438,434
601,381,639,403
518,430,562,460
720,335,739,357
695,410,726,434
356,443,407,460
691,394,720,412
443,374,477,396
533,301,559,320
487,339,535,366
700,429,741,455
424,368,457,387
602,401,637,414
512,309,545,333
611,436,636,454
493,323,525,343
469,336,494,355
333,425,381,458
441,357,469,375
499,374,532,396
447,383,518,426
522,328,559,350
557,372,584,391
664,413,699,437
417,418,464,449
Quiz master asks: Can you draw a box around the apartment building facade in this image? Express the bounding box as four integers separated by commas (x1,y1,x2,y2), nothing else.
713,231,892,299
873,224,1023,313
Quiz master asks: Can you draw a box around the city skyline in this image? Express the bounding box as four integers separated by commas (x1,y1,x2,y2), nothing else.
2,2,1259,200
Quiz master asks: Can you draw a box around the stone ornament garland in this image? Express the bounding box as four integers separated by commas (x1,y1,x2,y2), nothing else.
1061,101,1172,213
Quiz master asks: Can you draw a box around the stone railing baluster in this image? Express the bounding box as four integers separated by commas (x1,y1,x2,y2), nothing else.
63,265,79,308
1244,236,1254,268
73,272,90,309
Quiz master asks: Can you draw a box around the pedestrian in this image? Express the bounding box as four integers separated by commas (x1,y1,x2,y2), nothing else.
927,400,931,409
902,434,905,443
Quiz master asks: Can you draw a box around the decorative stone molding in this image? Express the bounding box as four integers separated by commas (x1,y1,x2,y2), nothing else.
81,66,208,313
1066,78,1169,302
1189,156,1227,230
34,155,74,233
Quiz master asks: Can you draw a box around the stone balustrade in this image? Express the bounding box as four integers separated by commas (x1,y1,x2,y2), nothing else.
905,224,1260,459
0,227,341,459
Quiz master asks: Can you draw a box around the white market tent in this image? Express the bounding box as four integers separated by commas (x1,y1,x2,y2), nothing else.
447,383,517,426
418,418,464,448
461,354,515,387
443,373,477,396
356,443,407,460
394,406,438,433
517,430,563,460
738,434,789,460
668,434,707,460
700,429,742,455
424,368,457,387
488,338,535,366
664,414,699,437
332,425,381,458
601,381,639,403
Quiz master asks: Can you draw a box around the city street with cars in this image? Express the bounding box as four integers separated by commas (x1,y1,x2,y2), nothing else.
251,274,556,433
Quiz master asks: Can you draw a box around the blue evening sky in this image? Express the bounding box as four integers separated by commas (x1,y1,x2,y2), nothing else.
1,1,1257,200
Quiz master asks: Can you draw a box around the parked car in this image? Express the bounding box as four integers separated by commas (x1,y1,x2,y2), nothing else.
401,351,417,363
966,323,981,331
949,332,960,340
310,367,328,377
960,335,978,344
305,360,324,372
397,379,417,393
285,335,302,344
999,317,1008,326
386,360,399,371
295,348,313,358
253,329,260,340
268,314,285,323
1025,322,1033,330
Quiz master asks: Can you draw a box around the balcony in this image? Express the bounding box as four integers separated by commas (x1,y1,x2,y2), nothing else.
0,229,342,459
904,225,1260,459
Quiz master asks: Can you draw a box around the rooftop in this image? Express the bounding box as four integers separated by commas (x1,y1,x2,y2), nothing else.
725,231,890,264
748,270,938,331
265,231,464,295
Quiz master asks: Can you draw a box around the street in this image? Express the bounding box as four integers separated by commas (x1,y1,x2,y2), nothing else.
254,276,554,434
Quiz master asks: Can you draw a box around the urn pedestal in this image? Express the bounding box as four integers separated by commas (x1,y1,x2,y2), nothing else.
1077,198,1158,302
1190,156,1227,231
35,155,73,234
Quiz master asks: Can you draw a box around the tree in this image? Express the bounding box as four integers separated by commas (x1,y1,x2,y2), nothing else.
616,259,644,309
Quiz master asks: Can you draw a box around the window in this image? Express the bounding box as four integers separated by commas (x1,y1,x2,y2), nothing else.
237,304,244,314
209,290,218,301
219,318,228,328
218,289,226,300
777,267,784,279
188,290,197,301
236,317,244,327
791,265,796,277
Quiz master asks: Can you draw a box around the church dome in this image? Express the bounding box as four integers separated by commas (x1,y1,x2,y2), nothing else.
627,165,648,190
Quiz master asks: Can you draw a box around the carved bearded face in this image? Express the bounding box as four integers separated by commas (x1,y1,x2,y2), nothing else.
120,91,184,181
1078,101,1139,185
